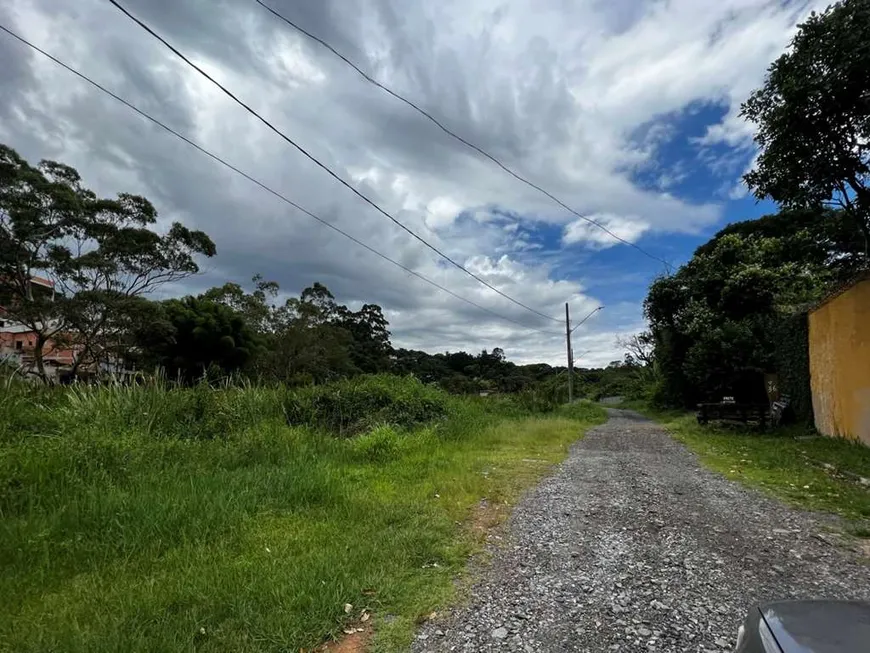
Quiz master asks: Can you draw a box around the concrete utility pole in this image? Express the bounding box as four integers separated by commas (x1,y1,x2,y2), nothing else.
566,305,604,404
565,303,574,403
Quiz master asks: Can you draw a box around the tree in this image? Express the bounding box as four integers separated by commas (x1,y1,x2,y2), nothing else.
336,303,392,373
136,296,260,382
197,279,396,383
1,146,83,379
617,332,654,367
616,331,658,396
0,144,215,381
643,208,861,407
200,274,280,333
256,282,356,384
392,348,450,383
298,282,339,323
59,204,216,377
741,0,870,256
446,351,475,375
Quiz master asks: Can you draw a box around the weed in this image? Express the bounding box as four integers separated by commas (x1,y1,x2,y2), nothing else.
0,376,606,652
350,424,404,462
284,375,448,436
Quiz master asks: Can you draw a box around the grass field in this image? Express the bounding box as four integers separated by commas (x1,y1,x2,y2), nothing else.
0,376,606,652
623,403,870,524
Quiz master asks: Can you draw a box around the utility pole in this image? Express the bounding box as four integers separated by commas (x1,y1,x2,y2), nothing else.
565,302,574,403
565,305,604,404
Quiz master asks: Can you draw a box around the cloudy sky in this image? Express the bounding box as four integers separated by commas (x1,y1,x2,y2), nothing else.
0,0,822,366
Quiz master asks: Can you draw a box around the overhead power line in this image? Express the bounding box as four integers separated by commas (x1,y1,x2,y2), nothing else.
0,24,563,337
106,0,561,324
254,0,674,273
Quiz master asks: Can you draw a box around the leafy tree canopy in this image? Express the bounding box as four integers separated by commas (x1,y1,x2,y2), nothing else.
135,296,260,382
644,209,863,407
0,144,215,380
742,0,870,255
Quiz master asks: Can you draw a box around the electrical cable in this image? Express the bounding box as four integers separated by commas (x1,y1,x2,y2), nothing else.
254,0,674,273
0,23,563,337
106,0,564,322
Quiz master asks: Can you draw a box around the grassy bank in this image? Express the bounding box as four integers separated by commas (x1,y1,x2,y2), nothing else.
623,403,870,523
0,376,605,652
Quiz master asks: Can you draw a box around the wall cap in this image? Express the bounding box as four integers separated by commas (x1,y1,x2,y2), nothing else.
808,268,870,314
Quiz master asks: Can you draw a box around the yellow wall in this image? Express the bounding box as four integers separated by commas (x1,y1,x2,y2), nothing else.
809,278,870,445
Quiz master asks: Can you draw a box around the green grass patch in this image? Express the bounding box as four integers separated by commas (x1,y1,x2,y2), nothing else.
627,403,870,522
0,377,605,652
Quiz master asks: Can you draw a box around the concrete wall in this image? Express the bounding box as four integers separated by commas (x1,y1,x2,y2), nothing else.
809,277,870,445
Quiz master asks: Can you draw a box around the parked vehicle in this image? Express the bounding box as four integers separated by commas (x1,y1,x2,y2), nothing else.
735,600,870,652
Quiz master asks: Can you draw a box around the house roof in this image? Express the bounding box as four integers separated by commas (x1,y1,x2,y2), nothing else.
809,268,870,314
44,352,76,364
30,276,55,288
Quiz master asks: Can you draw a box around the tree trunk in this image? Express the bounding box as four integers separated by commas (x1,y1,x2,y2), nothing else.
33,334,49,384
69,343,88,378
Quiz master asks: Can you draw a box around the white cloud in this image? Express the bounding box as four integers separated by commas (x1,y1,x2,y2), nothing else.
425,196,464,230
562,214,650,249
0,0,823,365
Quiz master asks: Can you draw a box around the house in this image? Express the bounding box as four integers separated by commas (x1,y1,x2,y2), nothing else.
0,276,82,380
808,271,870,445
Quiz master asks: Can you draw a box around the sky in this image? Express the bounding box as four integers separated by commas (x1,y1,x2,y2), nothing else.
0,0,822,367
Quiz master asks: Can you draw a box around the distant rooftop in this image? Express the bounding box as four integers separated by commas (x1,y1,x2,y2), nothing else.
30,276,55,288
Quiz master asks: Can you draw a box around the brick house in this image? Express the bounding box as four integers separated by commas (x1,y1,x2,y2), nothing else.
0,276,82,380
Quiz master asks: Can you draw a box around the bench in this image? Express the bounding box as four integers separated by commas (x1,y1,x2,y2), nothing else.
696,402,770,427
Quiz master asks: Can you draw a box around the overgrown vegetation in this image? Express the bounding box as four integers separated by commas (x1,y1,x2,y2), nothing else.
0,144,644,402
4,3,870,648
644,208,864,412
636,0,869,415
770,312,814,422
0,375,606,652
0,144,216,382
284,375,449,436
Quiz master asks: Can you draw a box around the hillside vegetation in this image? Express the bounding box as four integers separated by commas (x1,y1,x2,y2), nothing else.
0,375,605,652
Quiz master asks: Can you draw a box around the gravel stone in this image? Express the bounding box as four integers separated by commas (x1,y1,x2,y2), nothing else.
413,410,870,652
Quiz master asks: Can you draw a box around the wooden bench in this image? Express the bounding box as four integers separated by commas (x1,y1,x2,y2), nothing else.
696,402,770,427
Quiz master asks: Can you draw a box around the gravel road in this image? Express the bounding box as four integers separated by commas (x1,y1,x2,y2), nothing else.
412,409,870,652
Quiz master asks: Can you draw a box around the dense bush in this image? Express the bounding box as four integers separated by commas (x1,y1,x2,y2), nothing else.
500,387,561,415
644,208,862,408
0,377,290,444
0,373,593,453
284,375,449,436
350,424,405,462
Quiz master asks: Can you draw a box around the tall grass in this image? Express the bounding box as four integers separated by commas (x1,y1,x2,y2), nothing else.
284,375,448,436
0,375,606,652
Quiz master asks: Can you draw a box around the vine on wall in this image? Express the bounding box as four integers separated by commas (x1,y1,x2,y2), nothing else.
772,312,813,424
